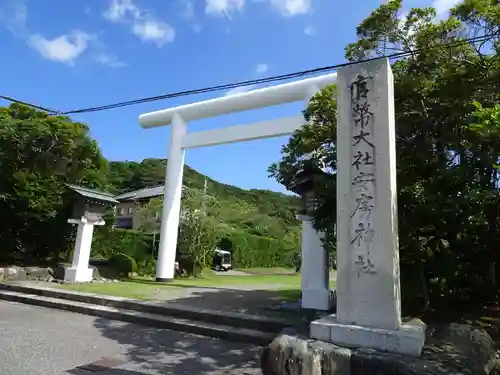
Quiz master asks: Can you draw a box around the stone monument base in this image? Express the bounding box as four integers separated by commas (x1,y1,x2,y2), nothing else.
310,315,426,357
262,324,498,375
64,267,93,283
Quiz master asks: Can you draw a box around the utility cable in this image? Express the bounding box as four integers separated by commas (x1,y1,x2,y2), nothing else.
59,33,497,115
0,32,497,116
0,94,59,114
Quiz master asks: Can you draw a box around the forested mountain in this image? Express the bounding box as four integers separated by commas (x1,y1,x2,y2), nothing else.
107,158,301,239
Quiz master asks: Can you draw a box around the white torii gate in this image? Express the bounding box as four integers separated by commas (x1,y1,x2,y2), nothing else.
139,73,337,311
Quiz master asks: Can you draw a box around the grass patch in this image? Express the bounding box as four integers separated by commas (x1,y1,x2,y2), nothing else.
58,265,336,306
59,280,304,306
59,271,335,303
121,272,305,289
171,273,302,287
58,273,304,299
60,281,159,300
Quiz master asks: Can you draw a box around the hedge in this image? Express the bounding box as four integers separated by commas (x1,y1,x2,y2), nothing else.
91,227,299,270
91,227,154,262
109,253,138,277
225,230,299,268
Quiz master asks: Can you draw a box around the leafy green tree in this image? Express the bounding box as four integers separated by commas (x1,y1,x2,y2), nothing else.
136,197,162,235
135,187,218,276
270,0,500,313
177,187,218,276
0,103,108,262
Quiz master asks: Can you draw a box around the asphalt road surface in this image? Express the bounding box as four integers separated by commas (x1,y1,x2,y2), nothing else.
0,301,262,375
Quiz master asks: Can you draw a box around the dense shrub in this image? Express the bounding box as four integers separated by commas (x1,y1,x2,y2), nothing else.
136,258,156,276
108,253,137,277
91,227,153,261
226,230,299,268
92,226,299,273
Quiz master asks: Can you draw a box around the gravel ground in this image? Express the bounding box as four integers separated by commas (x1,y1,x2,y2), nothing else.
0,300,262,375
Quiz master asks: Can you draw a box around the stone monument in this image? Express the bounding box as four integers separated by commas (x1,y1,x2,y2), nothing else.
64,184,119,283
310,58,426,356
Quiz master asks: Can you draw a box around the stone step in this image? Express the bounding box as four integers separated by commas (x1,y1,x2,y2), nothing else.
0,289,276,346
0,282,294,333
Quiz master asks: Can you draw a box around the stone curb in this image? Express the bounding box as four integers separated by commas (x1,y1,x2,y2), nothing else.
0,289,276,346
0,282,295,333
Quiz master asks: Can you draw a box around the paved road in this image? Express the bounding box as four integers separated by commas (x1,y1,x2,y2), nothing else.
214,270,250,276
0,301,262,375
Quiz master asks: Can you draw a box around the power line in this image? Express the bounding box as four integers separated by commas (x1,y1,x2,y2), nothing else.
59,33,497,116
0,94,59,114
0,32,497,116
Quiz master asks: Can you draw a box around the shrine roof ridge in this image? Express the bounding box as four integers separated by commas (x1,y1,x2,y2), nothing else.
114,185,164,201
66,184,120,204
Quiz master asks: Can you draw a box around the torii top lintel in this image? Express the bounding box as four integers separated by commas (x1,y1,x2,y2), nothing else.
139,73,337,129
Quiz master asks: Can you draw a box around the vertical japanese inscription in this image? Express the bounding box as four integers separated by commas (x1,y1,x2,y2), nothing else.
349,74,376,277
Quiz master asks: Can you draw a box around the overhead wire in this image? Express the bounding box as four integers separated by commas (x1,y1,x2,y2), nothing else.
59,32,498,115
0,32,498,116
0,94,58,114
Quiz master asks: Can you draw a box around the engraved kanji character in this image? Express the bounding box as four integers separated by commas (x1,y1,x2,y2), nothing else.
352,150,373,170
352,172,375,192
354,254,376,277
350,193,374,219
350,222,375,246
352,102,373,129
352,130,375,148
350,75,372,102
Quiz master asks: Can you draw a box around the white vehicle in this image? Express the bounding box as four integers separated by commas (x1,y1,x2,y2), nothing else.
212,249,232,272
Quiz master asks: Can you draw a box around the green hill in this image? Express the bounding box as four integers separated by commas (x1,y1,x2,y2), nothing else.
107,158,301,240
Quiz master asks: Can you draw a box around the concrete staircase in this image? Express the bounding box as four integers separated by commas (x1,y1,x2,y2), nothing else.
0,282,297,346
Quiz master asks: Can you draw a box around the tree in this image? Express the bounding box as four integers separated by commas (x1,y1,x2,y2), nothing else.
136,197,162,235
0,103,109,263
177,187,218,276
270,0,500,313
136,187,218,276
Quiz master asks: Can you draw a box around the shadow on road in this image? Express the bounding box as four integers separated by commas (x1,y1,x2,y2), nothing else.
122,278,302,319
68,368,152,375
91,316,262,375
157,288,300,316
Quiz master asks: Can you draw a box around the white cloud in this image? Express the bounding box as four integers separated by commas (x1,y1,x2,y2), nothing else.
179,0,204,32
432,0,461,17
1,1,122,67
95,53,127,67
204,0,311,19
304,25,316,36
205,0,244,19
103,0,137,22
103,0,175,46
256,63,268,74
180,0,195,20
225,85,255,96
28,31,92,65
132,19,175,46
269,0,311,17
0,0,28,36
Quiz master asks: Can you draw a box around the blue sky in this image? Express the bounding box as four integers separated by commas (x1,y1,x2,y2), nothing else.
0,0,457,193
